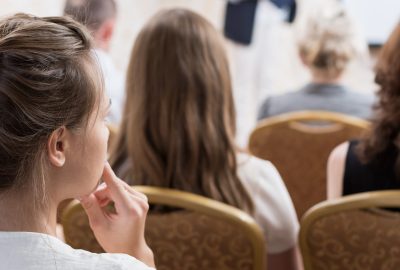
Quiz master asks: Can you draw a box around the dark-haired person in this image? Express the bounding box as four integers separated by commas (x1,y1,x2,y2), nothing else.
327,23,400,199
64,0,124,123
110,9,300,270
0,13,154,269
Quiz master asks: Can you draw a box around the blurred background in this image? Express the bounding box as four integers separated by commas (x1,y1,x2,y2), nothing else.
1,0,398,146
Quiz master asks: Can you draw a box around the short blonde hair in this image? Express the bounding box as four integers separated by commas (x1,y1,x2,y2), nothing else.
298,5,356,78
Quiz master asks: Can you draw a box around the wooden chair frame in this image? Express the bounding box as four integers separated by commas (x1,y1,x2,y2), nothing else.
253,111,369,136
62,186,266,270
300,191,400,270
249,110,370,218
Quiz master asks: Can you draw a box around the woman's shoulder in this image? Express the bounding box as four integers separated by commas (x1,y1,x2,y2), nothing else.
236,152,281,182
236,153,299,253
237,152,275,168
236,152,290,198
0,232,153,270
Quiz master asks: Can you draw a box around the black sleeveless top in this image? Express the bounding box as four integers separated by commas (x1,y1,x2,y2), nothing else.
343,140,400,195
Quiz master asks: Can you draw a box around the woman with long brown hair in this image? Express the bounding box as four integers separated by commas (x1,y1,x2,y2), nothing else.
110,8,299,269
0,13,154,269
328,23,400,198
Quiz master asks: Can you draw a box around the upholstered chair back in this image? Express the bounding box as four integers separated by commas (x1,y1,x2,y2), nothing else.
300,191,400,270
62,186,266,270
249,111,369,218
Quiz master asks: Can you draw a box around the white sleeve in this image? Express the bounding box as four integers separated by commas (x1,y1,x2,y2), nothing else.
240,156,299,254
94,253,155,270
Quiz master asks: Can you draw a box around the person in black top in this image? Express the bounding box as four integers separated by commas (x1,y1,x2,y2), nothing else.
327,22,400,199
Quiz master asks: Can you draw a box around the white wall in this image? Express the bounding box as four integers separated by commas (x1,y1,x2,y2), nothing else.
0,0,378,93
0,0,225,72
0,0,379,146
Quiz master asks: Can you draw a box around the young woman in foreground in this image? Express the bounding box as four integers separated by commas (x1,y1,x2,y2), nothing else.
0,13,154,269
111,9,300,270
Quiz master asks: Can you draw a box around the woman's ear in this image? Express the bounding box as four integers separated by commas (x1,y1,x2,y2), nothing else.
94,18,115,49
48,127,66,167
99,19,115,43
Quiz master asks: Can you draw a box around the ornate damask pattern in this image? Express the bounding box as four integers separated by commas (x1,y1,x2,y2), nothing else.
145,211,255,270
63,206,104,253
306,209,400,270
249,116,367,219
63,208,256,270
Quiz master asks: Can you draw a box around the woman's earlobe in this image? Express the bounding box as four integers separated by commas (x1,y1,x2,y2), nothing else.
48,127,66,167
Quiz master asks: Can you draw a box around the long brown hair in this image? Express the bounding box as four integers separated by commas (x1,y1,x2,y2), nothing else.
357,23,400,175
0,14,101,205
110,9,253,213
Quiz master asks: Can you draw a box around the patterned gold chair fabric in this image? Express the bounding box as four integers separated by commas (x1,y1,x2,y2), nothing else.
62,186,266,270
248,110,369,219
62,201,104,253
300,191,400,270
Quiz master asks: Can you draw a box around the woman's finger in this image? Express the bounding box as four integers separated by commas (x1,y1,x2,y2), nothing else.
101,162,136,214
80,193,108,229
94,184,110,201
121,182,148,202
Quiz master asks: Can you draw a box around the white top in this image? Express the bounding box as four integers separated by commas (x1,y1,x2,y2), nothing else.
94,49,125,124
237,153,299,254
115,153,298,254
0,231,154,270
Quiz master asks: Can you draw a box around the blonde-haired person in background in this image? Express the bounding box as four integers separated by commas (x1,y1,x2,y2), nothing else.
327,23,400,199
110,8,300,270
258,2,374,120
0,13,154,270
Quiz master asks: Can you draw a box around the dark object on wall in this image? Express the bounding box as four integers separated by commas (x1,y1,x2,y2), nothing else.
270,0,297,23
223,0,258,45
223,0,297,45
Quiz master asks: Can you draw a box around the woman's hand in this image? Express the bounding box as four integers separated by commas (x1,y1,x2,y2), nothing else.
80,162,155,267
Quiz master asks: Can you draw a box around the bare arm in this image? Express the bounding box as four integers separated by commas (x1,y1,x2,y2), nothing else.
267,246,303,270
327,142,349,200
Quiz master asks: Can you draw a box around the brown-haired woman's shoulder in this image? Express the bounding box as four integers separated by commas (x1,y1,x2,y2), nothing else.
236,153,299,253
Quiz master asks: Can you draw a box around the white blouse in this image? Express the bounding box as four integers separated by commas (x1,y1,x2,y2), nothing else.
0,231,154,270
237,153,299,254
116,153,299,254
